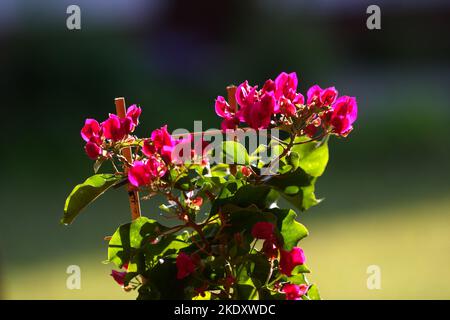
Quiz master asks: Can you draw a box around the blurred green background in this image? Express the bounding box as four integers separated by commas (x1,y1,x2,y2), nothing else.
1,0,449,299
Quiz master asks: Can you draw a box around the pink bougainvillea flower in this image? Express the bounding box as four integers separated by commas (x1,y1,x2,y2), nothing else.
220,117,240,131
110,270,127,286
307,84,323,106
84,140,102,160
81,119,102,142
126,104,142,126
292,92,305,105
251,222,275,240
147,156,167,178
274,72,298,100
278,96,297,117
176,252,196,279
238,90,276,129
272,72,304,116
276,91,304,116
213,95,239,130
128,157,167,187
319,87,338,107
235,80,257,108
102,114,133,141
279,247,306,276
235,80,276,129
262,79,276,93
330,96,358,136
215,96,235,119
151,125,176,160
142,138,156,157
282,283,308,300
128,160,152,187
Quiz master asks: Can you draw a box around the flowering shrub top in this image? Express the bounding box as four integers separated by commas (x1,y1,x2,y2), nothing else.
62,72,357,300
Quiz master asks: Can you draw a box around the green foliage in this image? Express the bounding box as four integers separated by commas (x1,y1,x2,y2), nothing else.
64,134,330,300
267,137,329,211
306,284,321,300
108,217,168,270
221,141,250,165
271,208,308,250
62,174,122,225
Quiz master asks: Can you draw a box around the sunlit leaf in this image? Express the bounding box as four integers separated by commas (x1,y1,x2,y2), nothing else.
62,174,122,225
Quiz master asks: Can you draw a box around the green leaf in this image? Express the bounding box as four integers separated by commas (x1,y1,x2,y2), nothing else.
247,253,272,284
142,233,190,264
266,168,319,211
221,141,249,165
306,284,321,300
270,208,308,250
214,179,245,201
291,137,329,177
292,264,311,274
62,174,122,225
236,263,259,300
287,151,300,171
287,273,307,285
264,137,328,211
108,217,166,270
236,284,259,300
211,184,278,216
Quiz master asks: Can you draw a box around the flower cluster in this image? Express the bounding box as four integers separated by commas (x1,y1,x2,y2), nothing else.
70,71,359,300
81,108,185,188
80,105,142,159
215,72,358,137
251,222,307,299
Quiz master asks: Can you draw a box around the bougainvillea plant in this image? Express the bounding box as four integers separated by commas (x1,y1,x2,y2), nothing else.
62,72,357,300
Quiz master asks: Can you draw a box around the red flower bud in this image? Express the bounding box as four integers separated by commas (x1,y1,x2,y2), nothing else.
176,252,196,279
241,166,252,177
251,222,275,240
110,270,127,286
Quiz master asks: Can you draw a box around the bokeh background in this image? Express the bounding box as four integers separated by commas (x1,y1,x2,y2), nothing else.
1,0,449,299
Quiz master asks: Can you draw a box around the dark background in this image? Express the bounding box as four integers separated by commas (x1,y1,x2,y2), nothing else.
0,0,449,299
